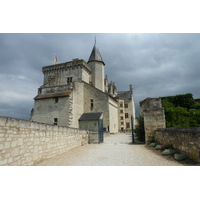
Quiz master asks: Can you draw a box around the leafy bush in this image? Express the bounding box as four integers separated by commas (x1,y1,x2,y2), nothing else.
135,116,145,142
161,93,200,128
161,93,195,109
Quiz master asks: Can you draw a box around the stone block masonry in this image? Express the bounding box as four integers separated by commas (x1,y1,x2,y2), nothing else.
155,127,200,162
140,98,166,142
0,116,88,166
143,108,166,142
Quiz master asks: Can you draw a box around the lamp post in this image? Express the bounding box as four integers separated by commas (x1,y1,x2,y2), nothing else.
131,115,134,144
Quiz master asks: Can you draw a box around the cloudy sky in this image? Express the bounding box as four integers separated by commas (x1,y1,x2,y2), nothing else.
1,33,200,120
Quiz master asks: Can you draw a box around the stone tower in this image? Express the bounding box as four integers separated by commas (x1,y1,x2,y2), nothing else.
87,43,105,92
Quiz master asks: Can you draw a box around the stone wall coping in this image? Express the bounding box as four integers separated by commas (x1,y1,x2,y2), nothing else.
0,116,88,133
156,127,200,135
139,97,161,105
143,108,164,112
0,115,89,166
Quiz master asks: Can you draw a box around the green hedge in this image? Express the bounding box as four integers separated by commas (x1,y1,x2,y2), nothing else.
160,93,200,128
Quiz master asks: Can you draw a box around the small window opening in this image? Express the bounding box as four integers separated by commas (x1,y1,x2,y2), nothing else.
54,118,58,125
55,97,59,103
90,99,94,109
67,77,73,84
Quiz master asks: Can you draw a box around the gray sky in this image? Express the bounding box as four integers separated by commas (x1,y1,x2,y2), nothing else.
1,33,200,120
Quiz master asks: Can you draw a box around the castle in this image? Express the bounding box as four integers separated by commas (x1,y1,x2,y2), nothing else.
30,42,136,133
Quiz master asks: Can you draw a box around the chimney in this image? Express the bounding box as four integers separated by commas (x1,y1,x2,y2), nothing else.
130,84,133,94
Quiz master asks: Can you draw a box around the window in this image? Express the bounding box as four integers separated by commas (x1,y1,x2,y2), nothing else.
90,99,94,108
120,110,123,114
55,97,59,103
121,122,124,125
120,103,123,108
90,99,94,111
125,113,129,118
125,104,128,108
54,118,58,125
126,122,130,128
121,117,123,120
67,77,73,84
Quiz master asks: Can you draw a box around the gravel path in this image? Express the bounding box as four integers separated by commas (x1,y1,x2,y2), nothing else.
36,133,183,166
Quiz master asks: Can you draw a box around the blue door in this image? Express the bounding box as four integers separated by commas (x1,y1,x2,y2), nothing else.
98,119,104,143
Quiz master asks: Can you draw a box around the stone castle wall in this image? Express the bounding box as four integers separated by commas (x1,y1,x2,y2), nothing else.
140,98,166,142
108,97,119,133
31,96,70,126
83,82,111,132
140,98,200,162
155,127,200,162
0,116,88,166
42,59,91,87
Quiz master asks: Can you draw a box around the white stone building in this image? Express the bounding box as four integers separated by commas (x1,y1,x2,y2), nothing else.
31,43,136,133
116,85,136,132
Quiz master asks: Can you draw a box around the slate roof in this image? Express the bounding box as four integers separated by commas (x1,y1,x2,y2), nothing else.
88,44,105,65
79,112,103,121
117,91,132,101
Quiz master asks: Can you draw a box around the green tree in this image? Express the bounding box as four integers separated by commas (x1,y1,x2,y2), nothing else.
135,116,145,142
161,93,200,128
161,93,195,109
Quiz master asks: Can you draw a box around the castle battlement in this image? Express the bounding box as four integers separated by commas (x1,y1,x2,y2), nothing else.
31,42,136,133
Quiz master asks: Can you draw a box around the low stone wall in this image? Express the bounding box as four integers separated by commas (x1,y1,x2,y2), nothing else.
155,127,200,162
0,116,88,166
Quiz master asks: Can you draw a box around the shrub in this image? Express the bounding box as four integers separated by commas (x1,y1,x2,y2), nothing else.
135,116,145,142
161,93,200,128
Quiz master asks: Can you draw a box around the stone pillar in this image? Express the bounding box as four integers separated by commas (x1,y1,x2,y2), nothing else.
140,98,166,143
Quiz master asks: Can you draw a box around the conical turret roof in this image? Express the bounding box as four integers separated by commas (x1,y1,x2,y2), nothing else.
88,44,105,65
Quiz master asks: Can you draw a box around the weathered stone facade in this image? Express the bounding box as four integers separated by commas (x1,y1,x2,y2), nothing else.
116,85,136,131
31,43,136,134
140,98,166,142
0,116,88,166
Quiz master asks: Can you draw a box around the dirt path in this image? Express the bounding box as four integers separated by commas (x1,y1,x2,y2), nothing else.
36,133,183,166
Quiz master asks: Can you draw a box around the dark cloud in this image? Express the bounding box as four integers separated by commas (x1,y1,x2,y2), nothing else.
1,33,200,119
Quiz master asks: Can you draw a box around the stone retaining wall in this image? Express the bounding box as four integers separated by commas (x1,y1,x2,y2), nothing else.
0,116,88,166
155,127,200,162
